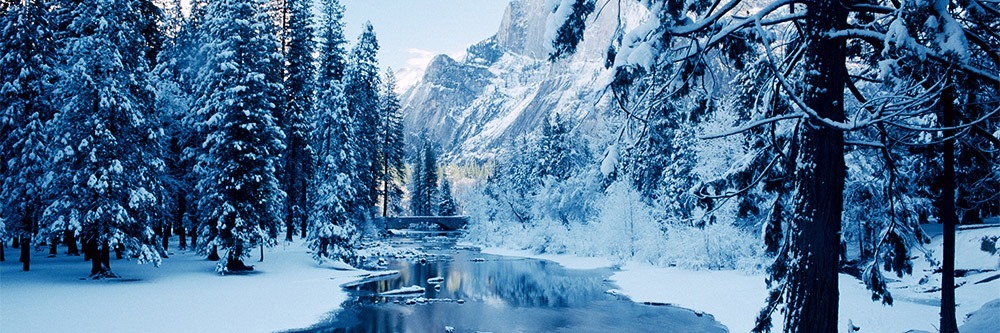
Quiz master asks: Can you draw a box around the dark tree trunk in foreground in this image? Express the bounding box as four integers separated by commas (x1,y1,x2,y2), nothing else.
1,239,5,261
783,1,847,332
19,235,30,271
66,230,79,256
939,85,959,333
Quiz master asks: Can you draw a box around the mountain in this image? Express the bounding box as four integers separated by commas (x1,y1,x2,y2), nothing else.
400,0,647,161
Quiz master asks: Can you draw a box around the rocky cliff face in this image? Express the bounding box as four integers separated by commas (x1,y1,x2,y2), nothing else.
401,0,646,161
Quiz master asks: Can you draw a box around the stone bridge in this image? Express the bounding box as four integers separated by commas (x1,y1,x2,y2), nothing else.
373,216,469,231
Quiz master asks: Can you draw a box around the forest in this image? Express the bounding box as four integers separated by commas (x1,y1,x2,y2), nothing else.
2,0,998,332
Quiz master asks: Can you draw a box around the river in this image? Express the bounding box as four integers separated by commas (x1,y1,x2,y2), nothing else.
294,230,726,333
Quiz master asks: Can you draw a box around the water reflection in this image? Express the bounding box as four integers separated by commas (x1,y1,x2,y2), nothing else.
294,233,726,333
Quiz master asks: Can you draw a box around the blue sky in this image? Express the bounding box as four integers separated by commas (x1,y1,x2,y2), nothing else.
340,0,511,89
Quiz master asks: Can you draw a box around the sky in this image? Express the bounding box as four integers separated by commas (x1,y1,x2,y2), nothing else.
339,0,512,90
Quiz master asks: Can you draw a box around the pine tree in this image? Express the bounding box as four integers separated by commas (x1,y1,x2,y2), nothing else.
306,0,359,265
44,0,163,278
280,0,316,241
193,0,286,273
378,70,405,217
437,176,458,216
344,22,382,216
408,151,424,215
419,144,439,216
0,0,58,271
153,0,195,251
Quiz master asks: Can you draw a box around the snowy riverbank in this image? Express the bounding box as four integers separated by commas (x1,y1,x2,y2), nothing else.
483,224,1000,333
1,241,362,333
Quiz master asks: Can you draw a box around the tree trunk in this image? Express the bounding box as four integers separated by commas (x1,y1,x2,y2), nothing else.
1,239,5,262
66,230,80,256
939,84,959,333
83,237,96,261
102,242,112,274
88,239,116,278
176,191,187,250
49,236,58,257
191,228,198,250
114,243,123,260
12,236,19,249
783,1,847,332
161,222,171,251
178,226,187,250
207,245,220,261
19,235,31,271
88,239,101,275
226,245,254,272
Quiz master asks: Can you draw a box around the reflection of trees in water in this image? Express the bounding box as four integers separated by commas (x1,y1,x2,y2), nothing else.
449,255,608,308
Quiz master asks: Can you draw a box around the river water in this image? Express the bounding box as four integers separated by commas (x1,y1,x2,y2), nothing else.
296,231,726,333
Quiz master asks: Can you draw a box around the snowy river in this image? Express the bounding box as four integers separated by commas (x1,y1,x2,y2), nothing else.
295,231,726,333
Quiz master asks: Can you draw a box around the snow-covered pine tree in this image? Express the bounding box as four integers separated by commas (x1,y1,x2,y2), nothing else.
280,0,316,241
437,176,458,217
874,2,1000,330
44,0,163,278
306,0,359,265
0,0,58,271
173,0,214,252
153,0,195,251
344,22,382,216
378,70,405,217
419,144,440,216
193,0,286,273
407,149,425,215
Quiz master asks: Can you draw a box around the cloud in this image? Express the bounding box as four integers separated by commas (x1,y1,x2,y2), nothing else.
394,48,466,93
393,48,437,92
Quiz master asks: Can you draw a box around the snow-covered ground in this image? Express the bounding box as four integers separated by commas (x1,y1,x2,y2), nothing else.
1,240,363,333
486,224,1000,333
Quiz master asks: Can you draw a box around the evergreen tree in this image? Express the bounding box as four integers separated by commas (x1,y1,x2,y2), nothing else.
153,0,195,251
193,0,286,273
280,0,316,241
407,150,424,215
0,0,58,271
418,144,440,216
437,176,458,216
44,0,163,278
344,22,381,216
378,70,405,217
307,0,359,265
407,143,441,216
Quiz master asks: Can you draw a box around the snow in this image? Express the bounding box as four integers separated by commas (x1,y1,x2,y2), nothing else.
379,285,425,296
960,299,1000,332
1,240,361,333
480,247,612,270
478,224,1000,333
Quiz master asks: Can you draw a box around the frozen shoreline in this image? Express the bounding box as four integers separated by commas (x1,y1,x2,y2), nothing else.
483,225,1000,333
